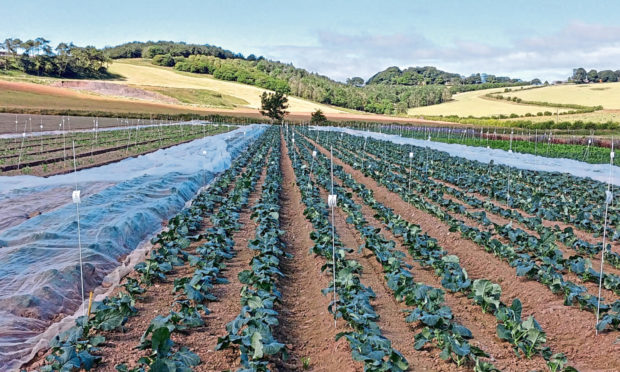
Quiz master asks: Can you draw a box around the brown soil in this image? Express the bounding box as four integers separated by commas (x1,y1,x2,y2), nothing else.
185,168,266,371
326,192,449,372
296,141,545,371
307,135,620,372
274,136,361,371
346,185,547,371
339,143,620,275
0,82,457,129
51,81,180,105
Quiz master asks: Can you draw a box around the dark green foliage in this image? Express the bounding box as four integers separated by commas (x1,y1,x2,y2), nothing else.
310,109,327,125
260,91,289,122
2,37,111,78
152,53,175,67
104,40,242,60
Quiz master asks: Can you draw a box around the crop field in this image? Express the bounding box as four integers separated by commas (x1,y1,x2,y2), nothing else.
407,88,571,117
0,123,233,176
505,83,620,110
8,123,619,372
373,125,620,166
407,84,620,127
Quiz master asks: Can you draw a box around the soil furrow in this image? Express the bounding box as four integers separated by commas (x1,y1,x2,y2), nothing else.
273,136,360,372
191,162,269,371
307,136,620,372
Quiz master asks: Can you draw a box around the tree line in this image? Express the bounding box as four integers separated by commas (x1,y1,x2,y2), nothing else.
103,40,247,60
1,37,110,78
148,50,451,114
571,68,620,83
366,66,530,86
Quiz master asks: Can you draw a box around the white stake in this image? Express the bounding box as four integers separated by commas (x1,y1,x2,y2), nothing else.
329,145,338,328
72,140,85,318
408,149,413,201
596,139,614,335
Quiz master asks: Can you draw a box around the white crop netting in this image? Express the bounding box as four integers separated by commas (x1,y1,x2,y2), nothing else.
312,126,619,186
0,124,266,369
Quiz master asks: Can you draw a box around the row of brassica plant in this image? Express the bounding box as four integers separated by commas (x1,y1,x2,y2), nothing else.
311,129,620,334
339,137,620,291
284,131,410,371
290,136,500,370
295,133,580,372
37,129,269,371
116,131,272,371
322,130,618,239
216,129,289,371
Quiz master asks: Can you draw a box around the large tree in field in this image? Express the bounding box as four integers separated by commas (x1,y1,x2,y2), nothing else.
310,109,327,125
260,91,288,122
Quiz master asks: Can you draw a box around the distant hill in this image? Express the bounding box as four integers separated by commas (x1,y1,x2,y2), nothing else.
2,39,533,115
366,66,524,86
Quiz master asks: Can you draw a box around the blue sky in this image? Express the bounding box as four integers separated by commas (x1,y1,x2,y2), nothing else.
2,0,620,82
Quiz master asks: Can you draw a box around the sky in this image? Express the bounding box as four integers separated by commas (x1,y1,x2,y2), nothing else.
2,0,620,82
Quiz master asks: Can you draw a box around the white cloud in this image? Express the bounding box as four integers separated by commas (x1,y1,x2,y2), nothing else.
254,21,620,83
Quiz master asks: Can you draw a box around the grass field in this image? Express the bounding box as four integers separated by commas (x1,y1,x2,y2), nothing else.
407,87,571,117
107,59,346,113
145,86,249,108
506,82,620,109
408,83,620,125
0,80,252,116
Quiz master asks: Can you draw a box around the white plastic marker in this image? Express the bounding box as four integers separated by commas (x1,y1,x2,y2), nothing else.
596,140,615,335
308,150,317,189
40,119,44,154
329,145,338,328
361,136,368,170
71,140,86,318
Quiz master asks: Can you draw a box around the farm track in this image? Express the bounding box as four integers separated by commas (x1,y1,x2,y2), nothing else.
274,136,360,371
306,135,620,372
